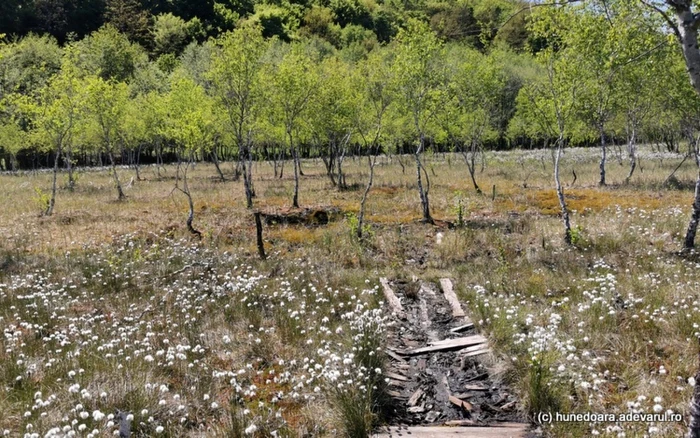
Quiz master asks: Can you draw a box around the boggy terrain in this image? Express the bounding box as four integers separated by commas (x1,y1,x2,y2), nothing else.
1,147,699,437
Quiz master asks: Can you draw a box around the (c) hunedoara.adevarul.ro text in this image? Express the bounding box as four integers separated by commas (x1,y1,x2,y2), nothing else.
536,411,683,424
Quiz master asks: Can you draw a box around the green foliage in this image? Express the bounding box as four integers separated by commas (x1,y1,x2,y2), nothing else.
569,224,585,247
19,66,82,155
71,25,148,82
246,3,299,42
32,187,50,214
352,47,393,150
80,75,130,154
104,0,152,48
0,34,63,98
164,73,217,156
526,355,564,418
391,18,445,146
261,43,319,146
347,212,373,240
208,25,267,152
153,13,203,56
301,6,341,46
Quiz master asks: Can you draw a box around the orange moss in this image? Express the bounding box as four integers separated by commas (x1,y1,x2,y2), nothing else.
271,227,318,244
530,188,687,216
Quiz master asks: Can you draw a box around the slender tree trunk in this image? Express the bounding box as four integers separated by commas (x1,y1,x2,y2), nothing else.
554,136,572,244
46,146,62,216
183,164,201,238
338,145,347,190
397,155,405,174
684,171,700,250
291,132,300,208
688,342,700,438
156,142,163,178
242,142,254,209
357,154,376,240
671,2,700,251
174,155,201,238
625,127,637,184
232,160,242,181
298,156,305,177
463,141,481,194
65,147,75,191
415,135,433,224
106,149,125,201
322,146,337,187
134,144,143,182
599,125,607,186
212,148,226,182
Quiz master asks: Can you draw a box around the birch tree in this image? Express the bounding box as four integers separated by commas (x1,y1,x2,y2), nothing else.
641,0,700,250
164,74,216,237
81,76,130,201
22,69,81,215
312,56,356,190
515,43,581,244
352,48,393,239
208,25,268,209
391,19,444,224
263,44,318,209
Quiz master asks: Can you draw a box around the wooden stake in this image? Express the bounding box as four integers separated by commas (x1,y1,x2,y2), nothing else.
254,212,266,260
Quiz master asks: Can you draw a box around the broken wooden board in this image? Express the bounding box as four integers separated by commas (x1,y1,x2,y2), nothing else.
406,335,487,355
463,384,489,391
462,347,490,358
373,423,529,438
380,278,406,318
385,371,409,382
448,395,473,412
439,278,466,318
408,389,425,407
457,342,489,353
429,335,487,347
449,322,474,333
385,349,407,363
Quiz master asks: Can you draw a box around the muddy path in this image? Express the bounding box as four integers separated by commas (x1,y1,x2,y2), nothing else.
376,277,535,437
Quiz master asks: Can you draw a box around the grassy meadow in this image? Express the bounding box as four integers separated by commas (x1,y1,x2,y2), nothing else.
1,145,700,437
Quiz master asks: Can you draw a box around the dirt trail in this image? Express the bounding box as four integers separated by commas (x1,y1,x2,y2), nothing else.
375,277,534,438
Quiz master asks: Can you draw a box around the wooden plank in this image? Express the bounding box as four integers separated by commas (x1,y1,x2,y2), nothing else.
448,395,473,412
462,347,490,358
408,388,424,406
428,335,488,353
380,278,405,318
440,278,465,318
449,322,474,333
443,420,476,426
385,349,407,363
385,371,409,382
407,335,486,355
373,424,529,438
463,384,489,391
458,342,489,353
429,337,486,347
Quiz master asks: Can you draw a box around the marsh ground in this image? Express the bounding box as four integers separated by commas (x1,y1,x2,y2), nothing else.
1,145,699,437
